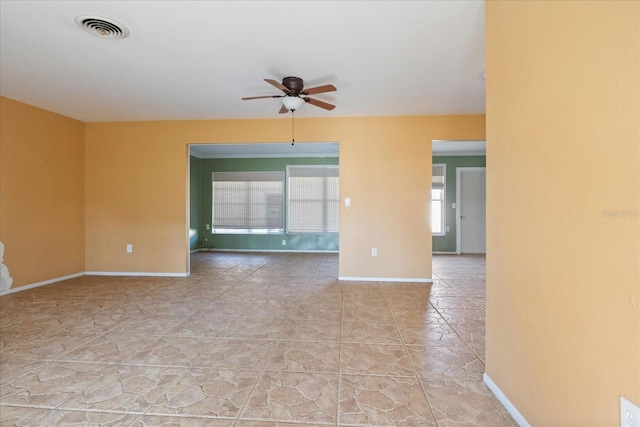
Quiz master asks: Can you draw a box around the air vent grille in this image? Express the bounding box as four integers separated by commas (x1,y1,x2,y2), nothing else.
75,15,130,39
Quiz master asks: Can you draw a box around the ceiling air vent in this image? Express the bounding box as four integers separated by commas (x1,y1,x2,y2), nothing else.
75,15,130,39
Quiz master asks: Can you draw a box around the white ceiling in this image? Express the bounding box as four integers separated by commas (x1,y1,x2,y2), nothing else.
0,1,486,123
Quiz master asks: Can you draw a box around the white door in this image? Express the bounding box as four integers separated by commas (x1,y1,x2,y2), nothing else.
456,168,486,254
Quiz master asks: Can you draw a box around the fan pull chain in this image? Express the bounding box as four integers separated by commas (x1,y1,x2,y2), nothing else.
291,110,295,145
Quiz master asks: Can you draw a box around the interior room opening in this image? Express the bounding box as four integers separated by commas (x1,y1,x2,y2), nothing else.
187,142,340,274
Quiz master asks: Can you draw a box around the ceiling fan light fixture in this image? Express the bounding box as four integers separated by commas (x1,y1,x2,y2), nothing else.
282,96,304,111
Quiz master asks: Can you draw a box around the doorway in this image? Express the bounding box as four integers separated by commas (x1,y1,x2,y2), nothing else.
456,167,486,254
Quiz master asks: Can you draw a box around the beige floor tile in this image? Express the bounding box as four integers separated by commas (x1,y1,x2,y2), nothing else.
241,371,338,424
0,357,47,385
266,340,340,373
109,314,188,336
0,253,506,426
396,322,467,347
2,327,97,361
236,421,331,427
0,405,50,426
341,305,394,323
434,307,485,325
37,409,141,425
386,304,441,324
147,368,260,418
338,374,437,426
192,339,276,370
222,318,287,340
164,315,235,338
340,343,414,377
281,319,341,342
239,300,297,320
291,304,342,322
429,296,480,310
61,364,185,413
133,414,235,426
341,320,402,344
0,318,66,350
198,302,253,319
128,336,218,367
407,345,485,380
421,379,518,426
1,361,106,408
61,333,153,364
342,289,387,307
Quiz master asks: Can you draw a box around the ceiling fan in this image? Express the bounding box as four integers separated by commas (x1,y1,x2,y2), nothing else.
241,76,336,113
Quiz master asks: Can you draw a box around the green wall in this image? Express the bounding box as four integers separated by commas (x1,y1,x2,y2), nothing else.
432,155,486,253
189,155,201,251
190,156,339,252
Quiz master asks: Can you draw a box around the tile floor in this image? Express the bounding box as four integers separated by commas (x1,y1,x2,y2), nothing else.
0,252,516,426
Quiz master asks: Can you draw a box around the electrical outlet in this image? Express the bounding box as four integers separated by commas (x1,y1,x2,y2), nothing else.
282,239,287,246
371,248,377,256
126,244,133,253
205,224,210,230
621,396,640,427
345,197,351,207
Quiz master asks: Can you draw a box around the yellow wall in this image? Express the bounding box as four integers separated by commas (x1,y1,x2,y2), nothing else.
85,115,485,279
485,1,639,425
0,92,483,284
0,97,85,288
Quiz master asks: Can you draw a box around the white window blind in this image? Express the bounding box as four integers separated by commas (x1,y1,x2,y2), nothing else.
431,164,446,235
212,171,284,233
288,166,339,234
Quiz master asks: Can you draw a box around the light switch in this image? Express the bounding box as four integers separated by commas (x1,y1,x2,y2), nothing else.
345,197,351,207
452,202,456,209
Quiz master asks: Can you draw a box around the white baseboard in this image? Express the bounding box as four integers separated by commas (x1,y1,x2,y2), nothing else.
433,251,457,254
0,272,84,296
85,271,190,277
483,373,530,427
198,248,339,254
338,276,433,283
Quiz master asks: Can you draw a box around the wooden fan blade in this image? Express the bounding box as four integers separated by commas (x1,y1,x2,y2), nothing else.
301,84,337,95
265,78,289,93
241,95,281,100
279,105,289,114
303,97,336,111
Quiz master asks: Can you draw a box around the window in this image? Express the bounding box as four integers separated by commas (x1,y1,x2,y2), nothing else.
212,171,284,234
287,165,339,233
432,164,446,235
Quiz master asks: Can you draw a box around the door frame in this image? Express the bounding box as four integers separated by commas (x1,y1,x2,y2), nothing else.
456,167,487,254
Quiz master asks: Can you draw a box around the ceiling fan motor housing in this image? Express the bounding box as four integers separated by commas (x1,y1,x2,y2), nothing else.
283,76,304,95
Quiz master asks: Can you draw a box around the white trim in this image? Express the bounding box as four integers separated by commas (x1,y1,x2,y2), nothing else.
338,276,433,283
483,373,531,427
201,248,338,254
85,271,190,277
433,150,486,157
0,272,84,296
199,153,339,159
432,251,457,254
